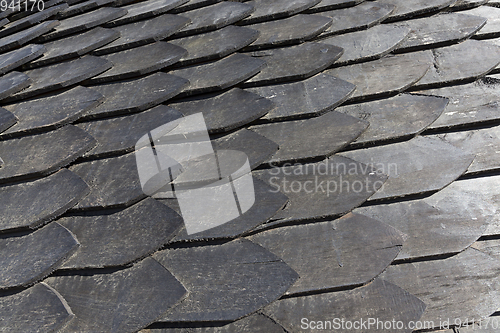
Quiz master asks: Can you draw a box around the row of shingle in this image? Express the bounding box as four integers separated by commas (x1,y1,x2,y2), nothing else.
2,0,500,332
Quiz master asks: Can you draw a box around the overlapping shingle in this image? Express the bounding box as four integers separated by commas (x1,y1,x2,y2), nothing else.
339,136,475,201
423,175,500,236
55,0,115,19
254,155,387,223
78,105,182,158
58,198,182,269
393,13,487,53
5,56,111,102
104,0,188,27
2,0,500,330
0,107,16,133
247,73,355,121
463,5,500,38
25,27,119,68
355,194,489,261
321,24,411,65
0,283,73,332
141,314,287,333
69,152,144,210
171,53,266,97
242,42,343,87
154,239,298,322
36,7,128,42
242,14,332,51
170,0,221,13
46,257,187,333
430,125,500,174
336,94,448,146
0,44,45,74
165,178,288,242
92,14,191,55
2,86,103,137
0,3,67,38
249,213,404,295
0,71,32,101
0,222,78,289
213,128,279,168
250,110,368,163
382,0,457,22
326,52,430,101
238,0,320,25
0,20,59,53
169,88,273,134
0,169,90,231
0,125,96,184
450,0,488,9
263,278,426,333
316,1,395,37
305,0,364,12
410,40,500,90
414,77,500,130
173,1,255,38
83,72,189,119
169,25,259,66
381,248,500,324
86,42,187,84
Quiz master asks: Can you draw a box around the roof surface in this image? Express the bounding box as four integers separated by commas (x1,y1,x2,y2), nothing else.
0,0,500,332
